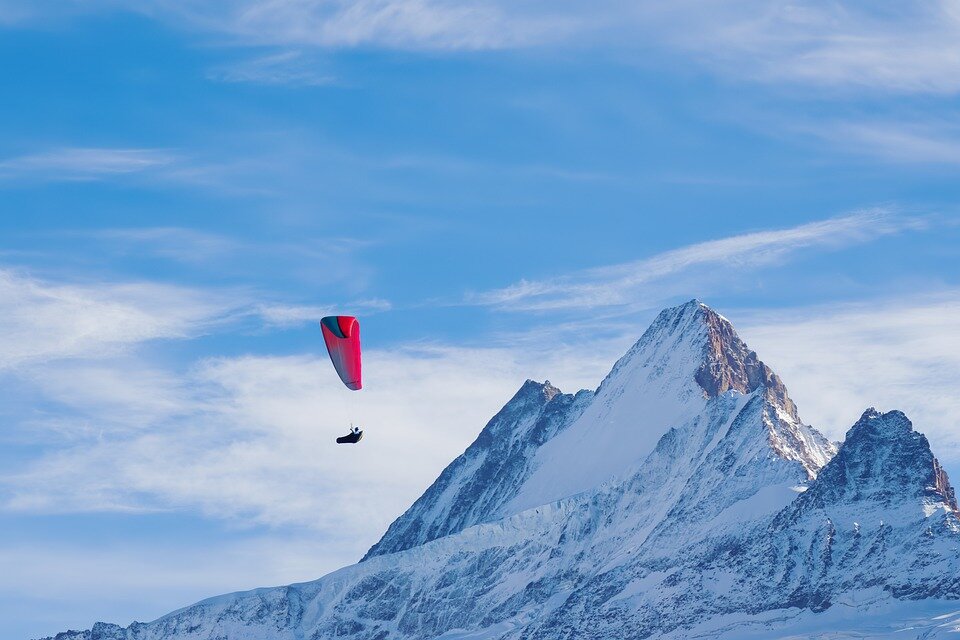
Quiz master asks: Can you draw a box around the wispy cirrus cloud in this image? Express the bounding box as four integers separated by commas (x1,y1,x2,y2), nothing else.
148,0,568,51
6,1,958,94
632,0,960,94
207,50,336,86
88,227,240,263
801,119,960,166
146,0,960,95
470,209,925,312
186,0,960,95
0,145,290,196
0,147,177,181
21,225,381,293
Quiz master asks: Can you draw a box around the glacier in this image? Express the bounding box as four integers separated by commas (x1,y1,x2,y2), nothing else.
40,300,960,640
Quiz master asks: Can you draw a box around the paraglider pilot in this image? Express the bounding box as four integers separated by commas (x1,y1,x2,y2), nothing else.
336,424,363,445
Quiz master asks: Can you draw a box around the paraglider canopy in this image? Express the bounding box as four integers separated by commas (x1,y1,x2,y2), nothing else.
320,315,362,390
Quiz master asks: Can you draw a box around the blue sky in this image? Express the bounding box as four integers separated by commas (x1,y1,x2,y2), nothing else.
1,1,959,637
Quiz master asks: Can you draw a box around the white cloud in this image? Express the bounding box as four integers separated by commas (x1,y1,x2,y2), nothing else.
0,269,234,370
738,292,960,461
470,210,923,312
0,147,177,181
0,535,347,603
0,245,387,376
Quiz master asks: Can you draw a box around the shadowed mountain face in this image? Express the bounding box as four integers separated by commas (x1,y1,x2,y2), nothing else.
363,380,593,559
42,301,960,640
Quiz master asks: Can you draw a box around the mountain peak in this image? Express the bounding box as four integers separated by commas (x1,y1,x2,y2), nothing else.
539,379,561,402
502,300,835,513
635,300,799,417
801,408,958,513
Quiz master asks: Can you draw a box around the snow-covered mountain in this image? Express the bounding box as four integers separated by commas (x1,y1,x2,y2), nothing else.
41,300,960,640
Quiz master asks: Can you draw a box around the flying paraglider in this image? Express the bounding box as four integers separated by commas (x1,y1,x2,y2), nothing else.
321,315,364,444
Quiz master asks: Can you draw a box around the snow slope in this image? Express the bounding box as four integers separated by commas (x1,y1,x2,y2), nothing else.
41,300,960,640
364,380,592,559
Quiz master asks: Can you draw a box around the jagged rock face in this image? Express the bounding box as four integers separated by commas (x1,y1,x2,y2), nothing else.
695,305,798,419
795,408,958,514
40,301,960,640
934,457,958,511
692,302,834,478
364,380,592,559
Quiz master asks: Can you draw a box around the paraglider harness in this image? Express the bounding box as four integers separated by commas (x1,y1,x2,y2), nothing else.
336,424,363,444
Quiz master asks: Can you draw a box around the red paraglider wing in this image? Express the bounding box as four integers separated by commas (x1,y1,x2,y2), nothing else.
320,316,362,390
